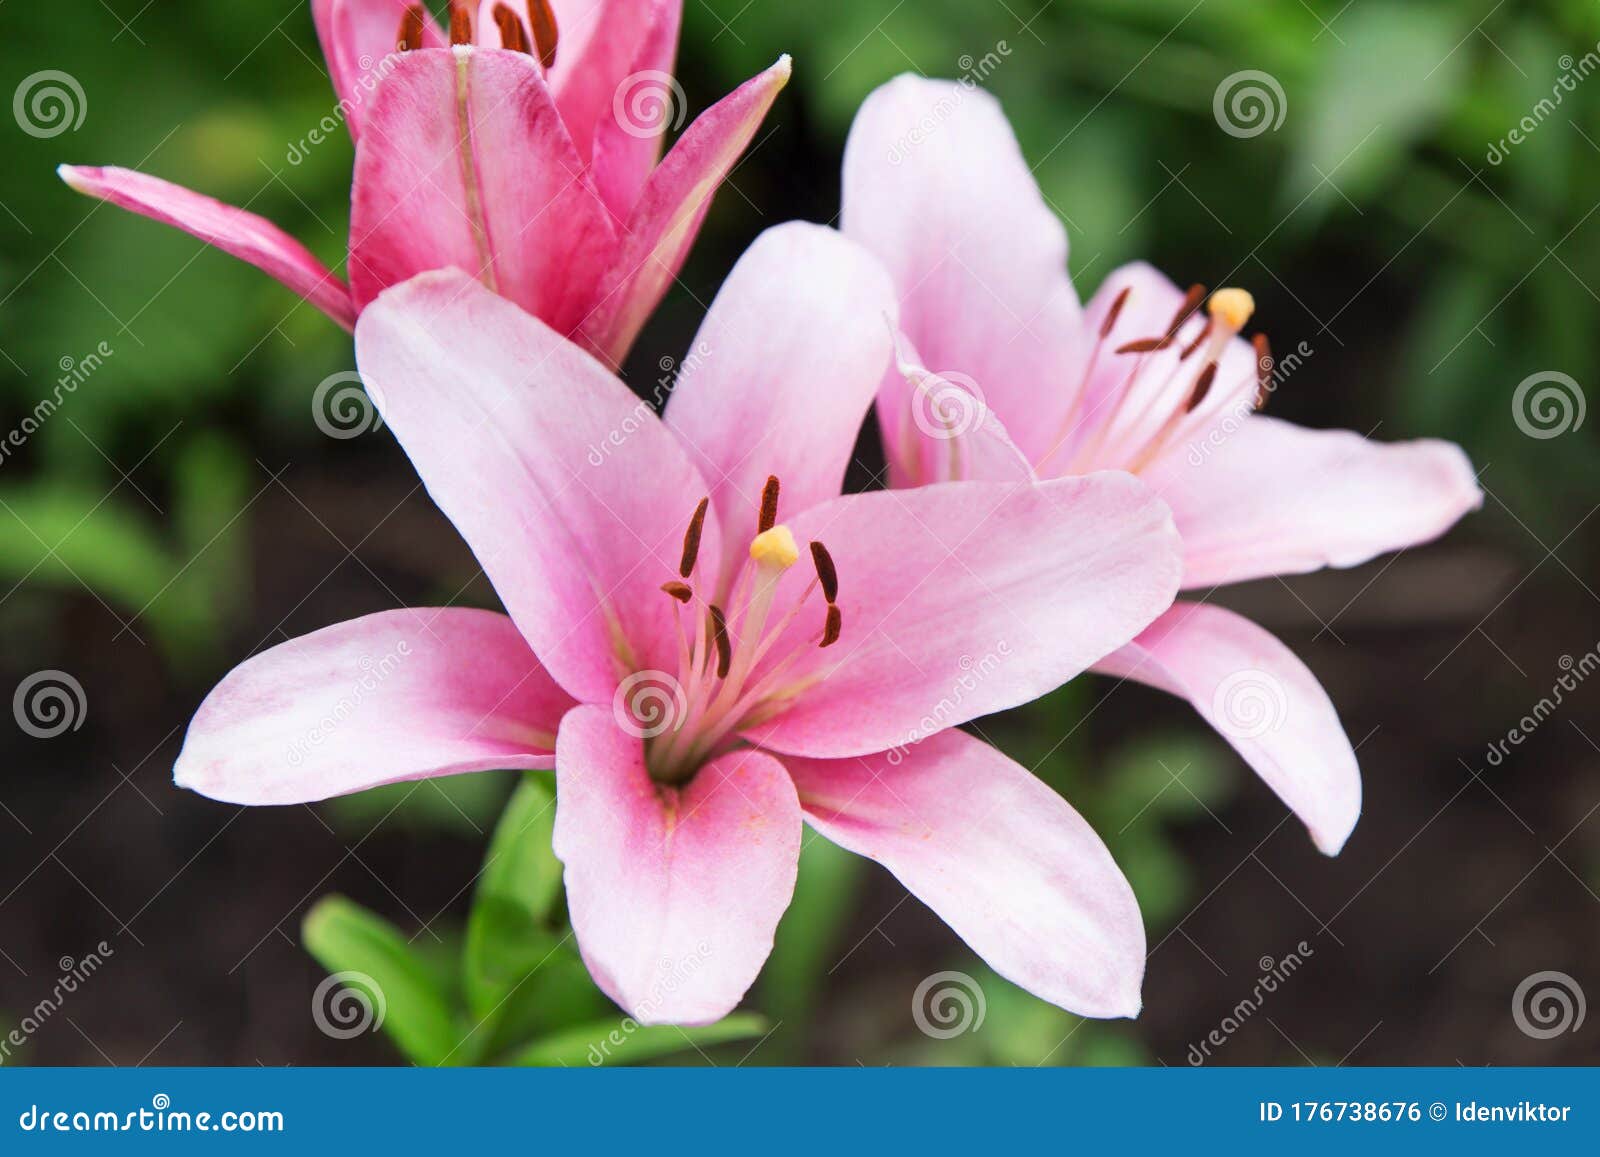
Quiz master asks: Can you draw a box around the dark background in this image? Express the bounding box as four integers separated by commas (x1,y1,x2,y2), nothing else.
1,0,1598,1065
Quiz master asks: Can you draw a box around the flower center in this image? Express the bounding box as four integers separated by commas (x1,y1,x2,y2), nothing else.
632,476,843,785
398,1,559,68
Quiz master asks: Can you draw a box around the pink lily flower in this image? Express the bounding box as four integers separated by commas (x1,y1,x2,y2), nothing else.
841,76,1484,856
172,223,1187,1024
58,0,790,367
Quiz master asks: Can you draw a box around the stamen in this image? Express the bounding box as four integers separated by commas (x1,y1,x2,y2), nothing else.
1165,284,1206,339
1208,287,1255,333
758,475,781,533
1180,318,1213,361
1252,333,1274,410
492,3,531,53
821,604,842,648
809,541,838,603
679,497,709,579
449,0,473,44
527,0,560,69
1115,336,1171,355
709,605,732,678
398,4,427,50
1100,286,1131,339
661,580,693,604
1185,362,1218,413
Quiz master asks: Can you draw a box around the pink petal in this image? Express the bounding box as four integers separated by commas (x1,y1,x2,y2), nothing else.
348,47,617,337
353,270,719,704
664,222,897,578
841,75,1083,469
580,56,791,366
552,704,800,1025
58,165,357,330
742,472,1184,759
1145,415,1483,589
314,0,445,141
786,730,1144,1018
174,609,571,804
1095,602,1360,855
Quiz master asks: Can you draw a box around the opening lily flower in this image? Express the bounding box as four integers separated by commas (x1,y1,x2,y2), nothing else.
841,76,1485,857
172,222,1187,1024
58,0,790,366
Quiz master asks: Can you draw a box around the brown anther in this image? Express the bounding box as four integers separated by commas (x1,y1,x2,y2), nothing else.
492,3,531,54
448,0,473,45
661,580,692,604
398,4,428,51
1179,317,1213,361
1165,283,1206,339
809,541,838,603
527,0,560,69
1115,336,1172,356
758,475,781,534
679,497,709,579
1185,362,1218,413
820,603,842,648
709,604,732,678
1099,286,1131,339
1252,333,1274,410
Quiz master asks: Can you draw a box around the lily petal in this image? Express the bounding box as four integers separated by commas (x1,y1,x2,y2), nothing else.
581,55,791,366
353,270,719,704
348,46,617,337
1146,415,1483,589
552,704,801,1025
58,165,357,329
1094,602,1361,855
842,74,1083,468
174,608,570,804
314,0,445,141
664,222,897,577
786,730,1145,1018
743,473,1183,759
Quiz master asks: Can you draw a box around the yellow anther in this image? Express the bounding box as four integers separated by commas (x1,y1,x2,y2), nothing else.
1207,288,1255,332
750,525,800,570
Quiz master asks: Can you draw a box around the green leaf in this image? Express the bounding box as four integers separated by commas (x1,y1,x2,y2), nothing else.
302,895,461,1067
503,1013,768,1067
759,836,863,1058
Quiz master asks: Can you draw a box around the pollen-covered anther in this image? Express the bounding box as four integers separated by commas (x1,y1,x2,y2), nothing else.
1165,283,1207,339
820,604,842,648
758,475,781,534
398,4,428,51
1252,333,1274,410
809,541,838,603
492,3,532,54
679,497,709,579
1115,336,1172,356
661,580,693,604
709,605,732,678
1208,287,1255,334
1185,362,1218,413
750,525,799,570
1100,286,1131,339
448,0,473,44
527,0,560,68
